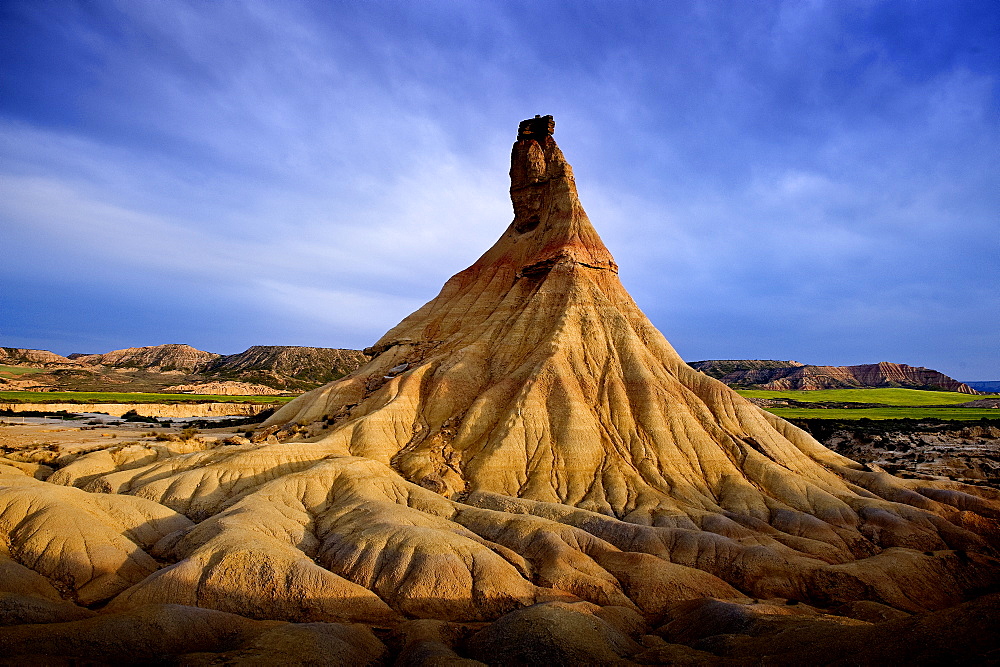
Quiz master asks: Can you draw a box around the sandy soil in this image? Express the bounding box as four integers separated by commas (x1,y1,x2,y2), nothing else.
0,415,244,462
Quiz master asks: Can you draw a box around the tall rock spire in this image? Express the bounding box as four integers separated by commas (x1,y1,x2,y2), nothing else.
73,117,998,621
260,118,993,552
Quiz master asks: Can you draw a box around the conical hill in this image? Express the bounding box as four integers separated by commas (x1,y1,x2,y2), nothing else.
255,115,999,604
7,117,997,633
263,117,992,538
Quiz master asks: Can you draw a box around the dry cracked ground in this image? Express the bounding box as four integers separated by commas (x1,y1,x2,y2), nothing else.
2,117,998,665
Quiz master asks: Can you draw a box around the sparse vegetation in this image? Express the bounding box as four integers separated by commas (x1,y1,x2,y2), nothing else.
120,409,163,423
183,408,276,430
147,427,201,443
0,365,50,376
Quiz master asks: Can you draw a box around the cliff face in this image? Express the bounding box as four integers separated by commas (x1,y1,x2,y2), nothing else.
691,360,978,394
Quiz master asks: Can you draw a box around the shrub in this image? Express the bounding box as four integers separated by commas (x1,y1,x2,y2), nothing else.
120,410,159,423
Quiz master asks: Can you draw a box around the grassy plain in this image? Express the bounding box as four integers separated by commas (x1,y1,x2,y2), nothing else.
767,407,999,420
0,391,293,405
736,388,993,406
0,365,50,376
737,387,999,420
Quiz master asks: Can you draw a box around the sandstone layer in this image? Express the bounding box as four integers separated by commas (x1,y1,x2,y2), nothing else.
0,116,997,662
163,381,286,396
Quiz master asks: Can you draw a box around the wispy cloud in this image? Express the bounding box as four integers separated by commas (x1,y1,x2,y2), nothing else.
1,0,997,377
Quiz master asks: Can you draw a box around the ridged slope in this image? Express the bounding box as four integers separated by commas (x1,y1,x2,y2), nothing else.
5,117,998,630
0,347,83,368
74,344,220,373
205,345,367,389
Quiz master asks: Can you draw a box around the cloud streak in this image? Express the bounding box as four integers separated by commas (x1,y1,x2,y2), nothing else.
1,0,997,379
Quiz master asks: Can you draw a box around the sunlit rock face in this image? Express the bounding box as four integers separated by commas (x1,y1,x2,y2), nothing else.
1,117,998,662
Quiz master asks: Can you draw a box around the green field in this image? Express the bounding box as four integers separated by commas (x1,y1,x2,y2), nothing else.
768,407,1000,421
0,365,50,376
0,391,295,405
736,387,994,406
735,387,999,420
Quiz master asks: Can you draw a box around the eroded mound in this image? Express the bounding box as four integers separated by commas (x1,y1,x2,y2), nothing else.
1,116,998,661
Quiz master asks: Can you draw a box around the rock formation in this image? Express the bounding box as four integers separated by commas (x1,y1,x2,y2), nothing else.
0,117,998,662
0,347,84,368
3,344,368,394
204,345,368,390
73,344,222,374
691,359,979,393
163,381,286,396
796,419,1000,487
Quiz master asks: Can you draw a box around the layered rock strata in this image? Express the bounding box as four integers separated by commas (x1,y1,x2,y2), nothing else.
0,347,85,368
691,359,978,393
74,344,221,373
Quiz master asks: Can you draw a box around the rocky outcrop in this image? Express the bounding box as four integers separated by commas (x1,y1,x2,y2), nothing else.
795,419,1000,487
250,117,1000,612
73,344,221,373
691,359,978,393
163,381,286,396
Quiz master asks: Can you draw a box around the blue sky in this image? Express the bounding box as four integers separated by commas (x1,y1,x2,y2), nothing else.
1,0,997,379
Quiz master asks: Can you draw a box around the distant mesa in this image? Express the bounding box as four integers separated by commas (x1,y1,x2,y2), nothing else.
0,347,87,368
73,344,221,374
206,345,367,390
689,359,979,394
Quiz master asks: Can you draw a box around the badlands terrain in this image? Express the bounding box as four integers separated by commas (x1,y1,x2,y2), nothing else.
1,117,999,664
689,359,979,393
0,344,366,394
